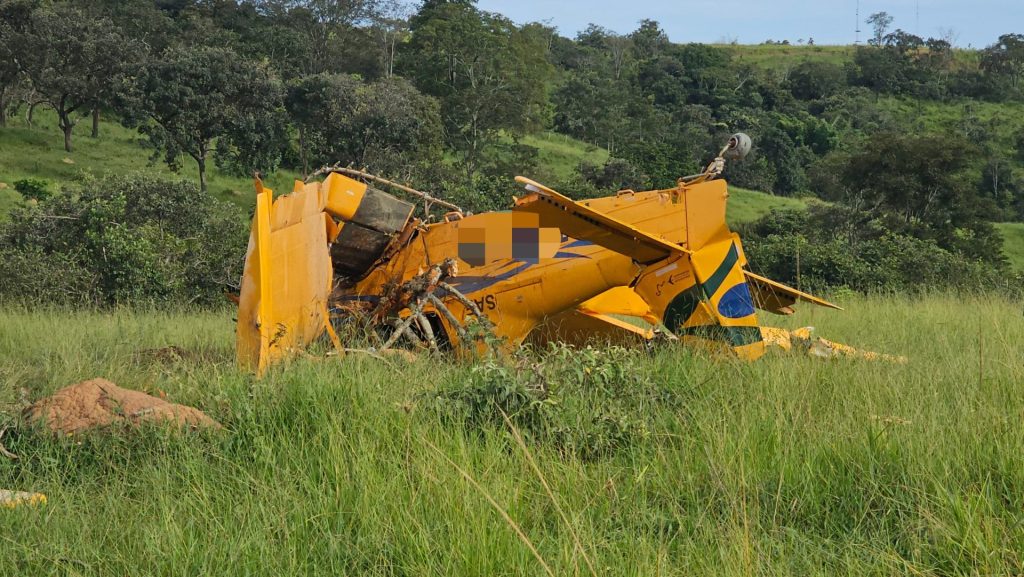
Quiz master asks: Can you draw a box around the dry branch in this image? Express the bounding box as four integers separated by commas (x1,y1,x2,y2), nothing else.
0,427,19,460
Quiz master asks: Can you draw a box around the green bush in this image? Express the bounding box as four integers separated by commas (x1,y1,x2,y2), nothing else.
13,178,51,201
0,174,248,306
0,246,100,305
739,205,1022,295
428,344,667,460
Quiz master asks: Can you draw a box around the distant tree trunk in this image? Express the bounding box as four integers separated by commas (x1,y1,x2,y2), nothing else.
91,107,100,138
0,90,6,128
57,108,74,153
26,100,37,128
196,146,208,193
62,122,73,152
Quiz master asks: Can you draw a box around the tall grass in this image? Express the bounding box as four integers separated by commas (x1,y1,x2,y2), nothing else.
1,293,1022,575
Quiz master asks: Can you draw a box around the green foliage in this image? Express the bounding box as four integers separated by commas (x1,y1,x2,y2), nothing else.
579,157,650,192
286,74,442,177
787,60,846,100
0,1,145,152
122,45,287,191
429,344,662,460
980,34,1024,99
404,1,553,178
740,205,1020,294
13,178,49,201
828,131,1007,262
0,174,246,305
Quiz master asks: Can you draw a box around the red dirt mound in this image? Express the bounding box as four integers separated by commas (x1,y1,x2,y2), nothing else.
26,378,221,434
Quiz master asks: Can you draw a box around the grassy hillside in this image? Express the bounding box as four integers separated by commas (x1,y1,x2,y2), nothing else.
0,110,613,220
521,131,609,183
723,43,855,71
723,43,980,74
3,108,1020,271
996,222,1024,272
0,109,300,217
727,187,810,225
2,294,1022,575
876,97,1024,143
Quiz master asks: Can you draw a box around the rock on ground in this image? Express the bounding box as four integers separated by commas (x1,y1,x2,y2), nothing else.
26,378,220,435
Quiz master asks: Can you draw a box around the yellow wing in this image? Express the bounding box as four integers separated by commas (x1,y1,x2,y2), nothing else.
512,176,684,264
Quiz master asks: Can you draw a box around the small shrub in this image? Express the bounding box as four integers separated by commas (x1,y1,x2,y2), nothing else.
427,344,662,460
430,358,552,433
14,178,51,201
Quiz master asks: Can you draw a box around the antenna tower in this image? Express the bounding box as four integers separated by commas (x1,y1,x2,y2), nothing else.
855,0,861,44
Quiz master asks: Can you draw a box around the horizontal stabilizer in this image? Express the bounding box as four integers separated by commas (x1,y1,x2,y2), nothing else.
744,271,842,314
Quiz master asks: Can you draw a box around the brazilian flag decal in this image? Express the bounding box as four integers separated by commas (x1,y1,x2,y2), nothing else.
662,241,762,348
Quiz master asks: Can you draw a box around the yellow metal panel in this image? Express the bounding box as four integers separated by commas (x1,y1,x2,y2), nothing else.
236,184,273,371
579,190,686,244
683,179,731,251
237,181,335,374
577,286,659,325
513,176,684,264
743,270,843,312
322,172,367,221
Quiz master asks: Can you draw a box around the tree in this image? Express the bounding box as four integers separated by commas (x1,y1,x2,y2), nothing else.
286,74,441,177
403,1,552,178
0,30,18,128
372,0,413,78
2,2,142,151
837,132,1005,261
286,73,361,177
250,0,386,76
0,0,35,128
981,33,1024,95
866,12,893,46
788,61,845,100
124,46,286,192
350,77,444,176
629,19,669,60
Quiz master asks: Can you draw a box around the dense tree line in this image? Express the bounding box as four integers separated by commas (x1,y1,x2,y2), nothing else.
0,0,1022,302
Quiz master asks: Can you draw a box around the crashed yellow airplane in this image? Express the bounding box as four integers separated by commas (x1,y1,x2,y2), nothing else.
236,134,892,374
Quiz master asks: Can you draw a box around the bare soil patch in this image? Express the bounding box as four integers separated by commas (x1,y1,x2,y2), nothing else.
25,378,220,434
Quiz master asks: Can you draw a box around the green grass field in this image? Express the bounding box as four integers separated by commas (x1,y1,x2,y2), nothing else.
521,131,610,184
1,294,1022,575
723,44,980,75
727,187,811,225
723,43,855,72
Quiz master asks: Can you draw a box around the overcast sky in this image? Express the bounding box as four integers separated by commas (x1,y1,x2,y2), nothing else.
475,0,1021,48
